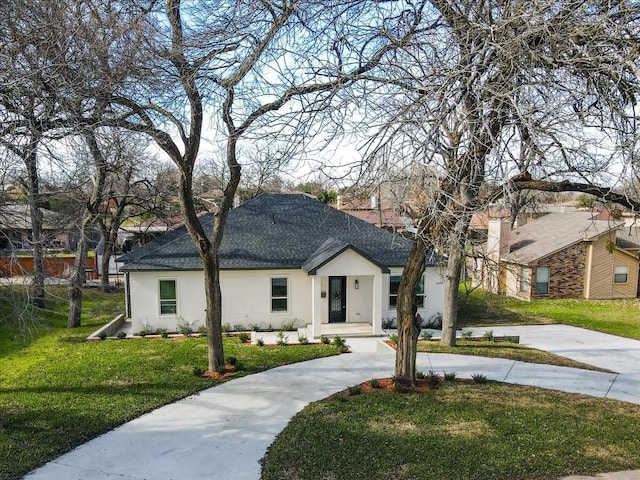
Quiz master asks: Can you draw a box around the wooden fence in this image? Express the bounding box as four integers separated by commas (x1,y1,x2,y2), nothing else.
0,254,97,279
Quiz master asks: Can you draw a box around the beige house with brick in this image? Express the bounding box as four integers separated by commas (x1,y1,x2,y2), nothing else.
481,213,639,300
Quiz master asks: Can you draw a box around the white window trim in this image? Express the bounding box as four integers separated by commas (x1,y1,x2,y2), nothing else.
270,275,290,314
158,278,179,316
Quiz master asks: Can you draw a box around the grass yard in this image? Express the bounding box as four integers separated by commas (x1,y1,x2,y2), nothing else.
262,381,640,480
0,286,337,480
458,286,640,340
416,340,612,372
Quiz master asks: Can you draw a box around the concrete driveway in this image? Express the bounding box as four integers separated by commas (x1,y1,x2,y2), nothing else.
24,325,640,480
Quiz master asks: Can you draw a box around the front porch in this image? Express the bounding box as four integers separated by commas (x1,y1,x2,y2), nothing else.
298,322,380,339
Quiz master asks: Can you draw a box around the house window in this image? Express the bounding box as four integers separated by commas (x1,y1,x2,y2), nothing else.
271,277,288,312
520,267,530,293
535,267,549,295
614,266,628,284
159,279,177,315
389,274,425,309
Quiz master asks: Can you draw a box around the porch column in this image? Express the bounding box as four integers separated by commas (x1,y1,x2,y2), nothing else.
311,275,322,338
372,272,383,335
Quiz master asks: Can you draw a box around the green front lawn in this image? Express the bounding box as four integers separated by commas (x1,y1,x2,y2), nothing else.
458,286,640,339
416,340,612,372
262,382,640,480
0,287,337,480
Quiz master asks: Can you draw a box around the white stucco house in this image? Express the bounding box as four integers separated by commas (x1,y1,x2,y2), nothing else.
119,193,445,337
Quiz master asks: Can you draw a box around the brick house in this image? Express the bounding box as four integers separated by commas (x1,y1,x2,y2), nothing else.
480,212,639,300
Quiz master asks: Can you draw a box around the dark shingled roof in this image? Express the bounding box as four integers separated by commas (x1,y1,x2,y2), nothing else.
120,193,426,272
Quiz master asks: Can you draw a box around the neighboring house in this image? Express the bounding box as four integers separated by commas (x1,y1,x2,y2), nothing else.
480,212,639,300
120,193,445,337
336,195,409,233
0,203,75,251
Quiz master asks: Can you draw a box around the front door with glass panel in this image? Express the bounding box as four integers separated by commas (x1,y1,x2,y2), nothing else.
328,276,346,323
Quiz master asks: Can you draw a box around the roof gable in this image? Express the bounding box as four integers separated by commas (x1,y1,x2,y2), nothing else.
301,237,390,275
121,194,426,272
503,212,621,265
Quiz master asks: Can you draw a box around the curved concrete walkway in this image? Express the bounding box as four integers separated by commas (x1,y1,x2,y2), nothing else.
24,325,640,480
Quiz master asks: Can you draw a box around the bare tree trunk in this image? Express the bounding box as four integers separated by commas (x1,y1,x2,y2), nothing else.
68,215,91,328
25,140,45,308
395,239,426,384
203,252,225,369
441,240,463,347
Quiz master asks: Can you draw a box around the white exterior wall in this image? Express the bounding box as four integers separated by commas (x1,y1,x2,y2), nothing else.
128,270,206,333
220,269,311,330
128,269,310,332
382,266,445,325
126,258,445,334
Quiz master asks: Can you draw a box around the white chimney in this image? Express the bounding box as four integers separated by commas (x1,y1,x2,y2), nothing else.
487,219,510,260
370,194,378,209
336,194,343,210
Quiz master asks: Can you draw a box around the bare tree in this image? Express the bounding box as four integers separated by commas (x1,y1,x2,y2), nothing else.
97,0,429,371
348,0,640,382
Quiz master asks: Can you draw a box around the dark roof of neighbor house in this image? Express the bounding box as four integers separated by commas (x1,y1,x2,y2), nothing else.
503,212,623,265
616,226,640,251
119,193,430,272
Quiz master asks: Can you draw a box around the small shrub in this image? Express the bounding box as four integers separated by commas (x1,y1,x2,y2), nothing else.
388,334,399,345
443,371,457,381
416,370,426,379
97,331,107,340
320,335,330,345
233,323,245,332
421,331,433,341
472,373,489,384
370,378,381,389
348,385,362,396
137,323,154,337
197,325,208,336
216,365,227,375
333,336,347,348
426,370,441,388
482,330,494,342
424,312,443,329
280,320,296,331
298,334,309,345
249,323,261,332
461,330,473,340
382,318,395,329
256,338,265,347
336,345,350,353
116,331,127,339
192,366,205,377
177,321,194,335
226,356,238,366
276,330,289,346
238,332,250,343
156,328,169,338
222,323,232,335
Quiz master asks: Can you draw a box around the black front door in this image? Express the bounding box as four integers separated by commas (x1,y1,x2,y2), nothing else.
328,276,346,323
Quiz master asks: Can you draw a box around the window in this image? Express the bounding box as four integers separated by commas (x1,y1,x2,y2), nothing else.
614,266,628,284
159,279,177,315
520,267,531,293
271,277,288,312
535,267,549,295
389,274,425,309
